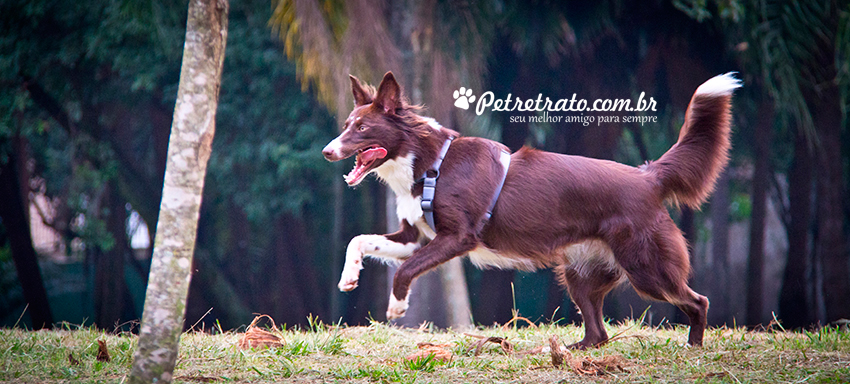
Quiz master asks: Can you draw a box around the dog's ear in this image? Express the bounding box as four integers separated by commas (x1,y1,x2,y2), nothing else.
350,75,372,106
373,71,401,114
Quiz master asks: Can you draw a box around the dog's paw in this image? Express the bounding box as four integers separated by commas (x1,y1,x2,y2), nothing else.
338,279,358,292
386,306,406,320
452,87,476,110
386,294,409,319
338,269,360,292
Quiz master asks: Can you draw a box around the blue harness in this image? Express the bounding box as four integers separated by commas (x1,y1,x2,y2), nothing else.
419,137,511,232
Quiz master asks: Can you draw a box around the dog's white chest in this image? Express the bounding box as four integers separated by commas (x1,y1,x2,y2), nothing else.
395,193,423,227
373,153,423,226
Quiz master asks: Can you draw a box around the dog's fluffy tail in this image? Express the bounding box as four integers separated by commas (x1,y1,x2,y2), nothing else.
645,73,741,208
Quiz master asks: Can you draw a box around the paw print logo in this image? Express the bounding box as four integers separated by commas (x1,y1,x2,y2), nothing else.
453,87,476,110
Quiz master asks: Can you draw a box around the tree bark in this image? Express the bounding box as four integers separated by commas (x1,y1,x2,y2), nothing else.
709,170,730,325
746,102,773,326
0,139,54,329
808,3,849,321
128,0,228,382
813,84,849,322
779,129,813,328
675,207,695,326
94,184,130,330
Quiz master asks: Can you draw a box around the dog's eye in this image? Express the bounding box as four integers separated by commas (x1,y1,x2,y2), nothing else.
358,125,368,132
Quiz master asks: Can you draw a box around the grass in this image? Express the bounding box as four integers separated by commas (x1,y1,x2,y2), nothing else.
1,319,848,383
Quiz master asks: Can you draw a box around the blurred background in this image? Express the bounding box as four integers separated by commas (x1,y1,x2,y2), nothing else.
1,0,848,332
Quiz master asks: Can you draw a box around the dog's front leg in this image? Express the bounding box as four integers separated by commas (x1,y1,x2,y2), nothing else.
338,221,420,292
386,233,476,319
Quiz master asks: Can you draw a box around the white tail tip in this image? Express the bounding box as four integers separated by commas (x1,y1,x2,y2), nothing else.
695,72,742,96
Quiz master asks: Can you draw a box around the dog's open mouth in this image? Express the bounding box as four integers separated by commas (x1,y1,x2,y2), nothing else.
343,146,387,186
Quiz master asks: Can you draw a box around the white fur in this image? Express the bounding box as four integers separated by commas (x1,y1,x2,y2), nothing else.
695,72,742,97
466,240,623,277
467,246,536,271
422,117,443,131
559,240,626,283
387,292,410,319
323,136,344,159
396,194,423,227
413,217,437,240
373,153,423,225
339,234,420,291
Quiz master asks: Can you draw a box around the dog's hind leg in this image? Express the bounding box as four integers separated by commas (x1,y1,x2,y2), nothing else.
614,218,710,347
555,262,624,349
629,276,709,347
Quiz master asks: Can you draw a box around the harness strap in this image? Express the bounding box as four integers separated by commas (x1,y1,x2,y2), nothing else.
421,137,454,232
483,150,511,221
420,138,512,232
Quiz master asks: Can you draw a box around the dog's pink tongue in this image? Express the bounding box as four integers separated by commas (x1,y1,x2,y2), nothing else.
360,147,387,163
343,147,387,185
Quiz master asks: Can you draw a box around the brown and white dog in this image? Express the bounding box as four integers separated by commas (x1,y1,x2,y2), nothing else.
322,71,740,348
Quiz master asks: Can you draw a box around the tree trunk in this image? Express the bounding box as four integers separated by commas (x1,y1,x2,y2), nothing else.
779,129,813,328
709,170,730,325
94,184,130,330
813,85,849,322
272,215,310,324
746,102,773,326
676,207,695,325
329,161,345,320
0,138,54,329
128,0,228,382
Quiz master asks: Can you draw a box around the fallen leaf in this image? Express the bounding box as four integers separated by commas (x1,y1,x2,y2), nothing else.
465,335,513,356
501,314,538,331
238,315,285,350
238,327,284,349
405,343,453,363
546,335,627,375
570,355,627,375
549,335,569,367
96,339,110,362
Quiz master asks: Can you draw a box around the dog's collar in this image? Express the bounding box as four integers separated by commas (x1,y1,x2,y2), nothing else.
420,137,454,232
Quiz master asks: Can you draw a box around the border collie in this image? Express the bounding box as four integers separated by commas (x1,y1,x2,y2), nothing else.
322,71,740,348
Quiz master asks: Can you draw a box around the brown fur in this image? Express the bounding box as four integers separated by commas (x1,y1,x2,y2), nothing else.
324,72,738,348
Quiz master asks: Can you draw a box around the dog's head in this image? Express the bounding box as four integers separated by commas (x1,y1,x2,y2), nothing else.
322,72,405,186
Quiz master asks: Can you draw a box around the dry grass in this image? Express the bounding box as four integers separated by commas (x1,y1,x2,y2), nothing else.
1,318,849,383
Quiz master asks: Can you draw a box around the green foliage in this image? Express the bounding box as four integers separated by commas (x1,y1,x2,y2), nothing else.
673,0,712,22
729,192,753,222
0,0,187,257
0,244,25,326
211,7,336,221
402,352,442,372
1,0,342,328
